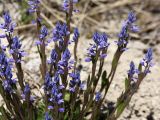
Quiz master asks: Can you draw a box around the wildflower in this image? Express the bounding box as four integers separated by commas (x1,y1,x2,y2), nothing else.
95,92,101,102
10,36,26,62
52,22,70,49
44,73,64,111
85,32,109,62
128,61,139,80
28,0,40,13
116,12,139,51
140,48,153,74
48,49,58,64
57,49,72,74
52,22,69,42
39,25,48,39
0,12,16,33
48,106,54,110
59,108,65,112
21,84,34,101
44,73,52,92
45,112,52,120
69,71,81,92
72,28,79,42
93,32,109,49
0,50,16,93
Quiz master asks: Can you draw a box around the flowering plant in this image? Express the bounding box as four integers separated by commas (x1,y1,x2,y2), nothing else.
0,0,153,120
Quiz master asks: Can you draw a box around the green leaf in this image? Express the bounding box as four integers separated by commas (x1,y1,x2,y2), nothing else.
64,92,71,102
101,71,109,91
138,63,142,72
125,78,130,91
73,100,81,120
115,102,126,118
37,102,45,120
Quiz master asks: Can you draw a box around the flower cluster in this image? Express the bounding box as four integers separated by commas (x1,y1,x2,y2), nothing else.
85,32,109,62
57,48,72,74
141,48,153,74
21,84,34,102
28,0,40,13
10,36,26,62
44,73,64,112
35,25,48,45
0,12,25,63
0,50,16,93
52,22,70,49
69,71,81,92
128,61,139,81
72,28,79,42
116,12,139,51
0,12,16,33
48,49,58,64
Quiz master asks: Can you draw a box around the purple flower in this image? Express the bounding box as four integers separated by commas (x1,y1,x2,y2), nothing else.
44,73,64,111
11,36,22,50
39,25,48,39
35,40,42,45
128,61,139,80
62,48,71,61
127,12,136,23
28,0,40,13
44,73,52,92
69,71,81,92
21,84,33,101
0,34,6,38
95,92,101,102
10,36,25,62
24,84,30,95
0,51,16,93
86,32,109,62
116,12,139,51
93,32,109,49
0,12,16,33
144,48,153,63
48,49,58,64
140,48,153,74
57,49,72,74
48,106,54,110
45,112,52,120
72,28,79,42
52,22,69,42
59,108,65,112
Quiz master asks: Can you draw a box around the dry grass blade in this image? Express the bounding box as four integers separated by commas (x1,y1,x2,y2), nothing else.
88,0,140,16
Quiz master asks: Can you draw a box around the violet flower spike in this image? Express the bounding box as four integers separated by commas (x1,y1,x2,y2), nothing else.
39,25,48,39
140,48,153,74
0,50,16,93
85,32,109,62
0,12,16,33
72,28,79,42
69,71,81,92
28,0,40,13
116,12,139,51
128,61,139,80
